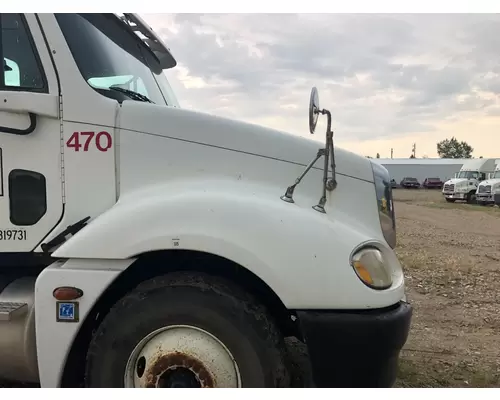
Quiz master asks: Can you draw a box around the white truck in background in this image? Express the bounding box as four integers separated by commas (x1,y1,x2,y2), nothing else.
0,13,411,388
442,158,497,203
476,161,500,206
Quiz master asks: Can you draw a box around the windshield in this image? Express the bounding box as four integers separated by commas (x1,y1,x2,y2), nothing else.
457,171,479,179
55,13,179,107
428,178,440,182
405,178,417,181
492,171,500,179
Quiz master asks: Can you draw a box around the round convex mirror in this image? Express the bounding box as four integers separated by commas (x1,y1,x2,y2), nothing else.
309,87,320,134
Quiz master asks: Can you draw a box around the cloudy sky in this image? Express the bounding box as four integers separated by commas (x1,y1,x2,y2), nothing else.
141,13,500,159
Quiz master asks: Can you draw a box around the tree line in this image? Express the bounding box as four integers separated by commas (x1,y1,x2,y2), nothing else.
366,137,478,159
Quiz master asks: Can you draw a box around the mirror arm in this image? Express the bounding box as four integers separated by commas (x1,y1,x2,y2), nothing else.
280,148,326,203
312,109,337,213
322,109,337,191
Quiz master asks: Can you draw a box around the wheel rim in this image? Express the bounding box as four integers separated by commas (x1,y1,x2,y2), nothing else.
124,325,242,388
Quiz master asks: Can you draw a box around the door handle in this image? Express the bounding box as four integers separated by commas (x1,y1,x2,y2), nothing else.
0,112,37,135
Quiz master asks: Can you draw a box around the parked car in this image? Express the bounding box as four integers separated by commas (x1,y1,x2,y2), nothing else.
423,177,443,189
390,178,398,189
400,177,420,189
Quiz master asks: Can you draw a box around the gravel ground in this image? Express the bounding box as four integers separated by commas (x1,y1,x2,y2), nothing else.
393,189,500,387
2,189,499,387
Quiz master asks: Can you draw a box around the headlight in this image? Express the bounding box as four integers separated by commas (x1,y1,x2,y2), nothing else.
351,247,392,289
371,162,396,248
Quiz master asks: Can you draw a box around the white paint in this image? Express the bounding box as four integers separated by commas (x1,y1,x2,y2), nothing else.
0,14,63,253
34,258,133,388
459,158,497,173
1,13,408,387
476,162,500,201
52,102,404,310
0,92,59,118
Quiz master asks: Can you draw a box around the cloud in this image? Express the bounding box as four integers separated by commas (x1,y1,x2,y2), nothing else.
141,13,500,156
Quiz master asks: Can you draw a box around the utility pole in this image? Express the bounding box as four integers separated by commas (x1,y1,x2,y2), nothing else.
412,143,416,158
390,148,393,159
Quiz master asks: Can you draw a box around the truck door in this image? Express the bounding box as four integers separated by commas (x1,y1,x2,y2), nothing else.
0,13,63,253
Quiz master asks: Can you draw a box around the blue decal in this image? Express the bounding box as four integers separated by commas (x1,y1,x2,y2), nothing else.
58,302,75,321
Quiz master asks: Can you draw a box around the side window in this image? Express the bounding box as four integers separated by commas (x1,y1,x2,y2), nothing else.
1,13,46,91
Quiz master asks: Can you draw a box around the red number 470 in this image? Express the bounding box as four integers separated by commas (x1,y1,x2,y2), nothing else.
66,131,112,152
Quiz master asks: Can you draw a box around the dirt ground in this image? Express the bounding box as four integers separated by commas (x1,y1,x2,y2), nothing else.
392,189,500,387
2,189,500,388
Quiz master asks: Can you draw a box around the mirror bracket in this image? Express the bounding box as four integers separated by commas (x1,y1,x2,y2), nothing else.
280,87,337,211
312,108,337,212
280,148,326,203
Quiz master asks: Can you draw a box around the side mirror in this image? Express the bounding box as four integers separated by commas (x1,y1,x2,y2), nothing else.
281,85,336,212
309,87,320,134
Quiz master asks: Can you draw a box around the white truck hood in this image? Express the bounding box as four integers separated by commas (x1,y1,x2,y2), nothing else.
117,101,375,183
445,178,469,185
479,178,500,188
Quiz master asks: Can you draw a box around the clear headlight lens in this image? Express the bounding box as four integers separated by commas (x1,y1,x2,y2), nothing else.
351,247,392,290
371,162,396,248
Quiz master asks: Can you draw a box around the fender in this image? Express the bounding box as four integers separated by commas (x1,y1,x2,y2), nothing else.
35,258,134,387
52,179,405,310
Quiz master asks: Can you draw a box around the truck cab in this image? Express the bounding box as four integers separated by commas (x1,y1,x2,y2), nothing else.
0,13,411,388
442,158,497,203
476,162,500,206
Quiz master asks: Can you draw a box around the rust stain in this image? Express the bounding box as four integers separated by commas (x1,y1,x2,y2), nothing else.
145,351,215,388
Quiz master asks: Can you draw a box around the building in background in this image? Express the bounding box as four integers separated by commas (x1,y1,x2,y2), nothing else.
372,158,472,184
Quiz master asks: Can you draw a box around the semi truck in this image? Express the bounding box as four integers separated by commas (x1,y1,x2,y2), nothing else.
476,162,500,206
442,158,497,203
0,13,411,388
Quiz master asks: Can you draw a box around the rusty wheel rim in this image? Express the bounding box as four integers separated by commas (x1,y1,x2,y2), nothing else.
124,325,242,388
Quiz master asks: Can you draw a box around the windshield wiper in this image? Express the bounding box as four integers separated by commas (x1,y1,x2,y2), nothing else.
108,86,154,104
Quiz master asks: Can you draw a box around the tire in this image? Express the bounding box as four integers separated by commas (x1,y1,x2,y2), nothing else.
445,198,455,203
466,191,476,204
84,272,290,388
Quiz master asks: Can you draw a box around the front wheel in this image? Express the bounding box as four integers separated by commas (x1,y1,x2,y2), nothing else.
84,272,290,388
466,191,477,204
